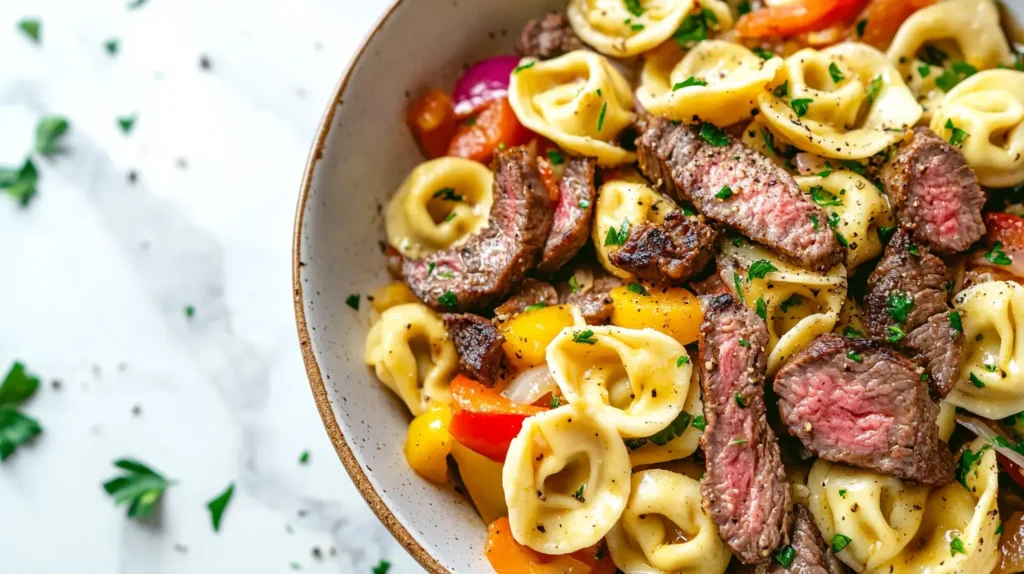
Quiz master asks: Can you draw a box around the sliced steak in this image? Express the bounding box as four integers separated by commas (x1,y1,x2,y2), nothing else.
638,117,842,271
515,13,586,60
691,271,731,296
774,333,954,486
403,147,553,312
537,157,596,273
557,264,623,324
881,127,985,254
494,278,559,320
864,227,962,396
442,314,506,386
699,294,789,564
756,504,849,574
608,211,719,284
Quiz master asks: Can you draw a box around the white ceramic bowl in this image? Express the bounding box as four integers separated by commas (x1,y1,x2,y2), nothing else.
293,1,563,572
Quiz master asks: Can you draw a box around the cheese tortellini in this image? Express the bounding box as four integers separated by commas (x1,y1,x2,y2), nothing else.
546,325,691,438
385,157,493,259
722,240,847,375
807,460,929,572
605,470,731,574
364,303,458,416
503,404,631,554
948,281,1024,419
566,0,703,58
627,367,703,467
889,0,1013,119
637,39,783,127
931,69,1024,188
878,439,1001,574
509,51,636,165
757,43,921,160
794,170,895,270
592,172,678,279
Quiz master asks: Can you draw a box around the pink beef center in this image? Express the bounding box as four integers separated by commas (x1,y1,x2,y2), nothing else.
789,369,892,453
917,162,963,240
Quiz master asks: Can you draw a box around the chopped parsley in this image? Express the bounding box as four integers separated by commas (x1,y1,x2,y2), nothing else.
791,97,813,117
829,63,844,83
733,272,744,302
885,292,914,324
673,8,718,47
345,294,360,310
998,522,1004,535
839,488,848,498
604,219,630,246
816,162,834,178
105,38,120,55
578,199,590,209
715,185,734,200
753,47,775,60
748,259,777,280
438,290,458,308
0,159,39,206
841,159,866,175
917,64,931,78
623,0,644,17
755,297,767,320
847,351,863,363
207,483,234,532
886,325,906,343
513,61,535,74
699,122,729,147
569,274,580,294
444,212,457,223
677,355,689,367
550,395,562,408
773,80,789,98
127,0,149,8
672,76,707,91
184,305,196,318
573,483,586,502
945,118,968,147
761,128,776,154
102,458,174,519
572,329,598,345
775,545,795,568
627,282,650,296
624,438,646,450
936,61,977,92
950,537,967,556
432,187,462,201
648,411,692,446
950,311,963,334
735,393,747,408
597,101,608,132
546,149,564,165
855,19,867,38
738,1,752,16
985,363,999,373
907,243,920,256
844,326,864,339
920,44,948,66
35,116,69,156
810,213,819,231
834,229,849,248
18,18,40,43
985,241,1012,265
524,303,549,312
810,186,842,207
117,114,137,135
373,560,391,574
0,362,42,461
866,75,883,104
956,444,991,489
780,294,803,313
739,338,751,348
692,415,706,431
728,438,748,447
877,225,896,244
832,533,852,553
299,450,310,464
969,372,985,388
827,211,841,230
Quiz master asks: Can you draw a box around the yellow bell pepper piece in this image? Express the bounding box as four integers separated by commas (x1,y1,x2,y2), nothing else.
499,305,575,371
450,440,508,524
370,282,419,313
610,284,702,345
403,404,452,485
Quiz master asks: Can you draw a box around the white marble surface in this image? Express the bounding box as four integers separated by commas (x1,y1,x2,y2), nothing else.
0,0,425,571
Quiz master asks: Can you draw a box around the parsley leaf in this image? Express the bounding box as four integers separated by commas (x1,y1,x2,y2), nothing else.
917,64,931,78
597,101,608,133
877,225,896,244
692,415,706,431
648,411,692,446
847,351,863,363
345,294,360,310
956,444,991,489
775,545,795,568
35,116,69,156
0,159,39,207
885,292,915,324
919,45,948,66
105,38,120,55
945,118,968,147
773,80,789,98
950,537,967,556
550,395,563,408
841,159,866,175
623,0,644,16
513,61,535,74
699,122,729,147
117,115,137,135
299,450,310,464
438,291,458,308
753,47,775,60
985,241,1012,265
578,199,590,209
102,458,174,519
673,9,717,47
524,303,549,312
18,18,41,43
866,75,883,104
733,272,744,303
207,483,234,532
0,409,41,461
844,326,864,339
761,128,776,154
373,560,391,574
572,329,597,345
829,63,844,83
855,19,867,38
950,311,963,334
546,149,564,165
755,297,767,320
780,294,803,313
936,61,977,92
739,338,752,348
738,1,752,16
569,274,580,294
604,219,630,246
673,76,707,91
809,186,842,207
748,259,777,280
886,325,906,343
728,437,748,447
810,213,819,231
735,393,747,407
715,185,734,200
791,98,813,118
677,355,689,367
573,483,586,502
0,362,40,408
432,187,463,201
969,372,985,388
816,162,834,177
627,282,650,296
832,533,852,553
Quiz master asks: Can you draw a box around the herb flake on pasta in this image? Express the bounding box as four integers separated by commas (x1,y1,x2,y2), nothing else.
747,259,777,280
828,63,844,83
832,533,852,553
985,241,1012,265
627,282,650,296
944,118,968,147
572,329,597,345
672,76,707,91
647,410,691,445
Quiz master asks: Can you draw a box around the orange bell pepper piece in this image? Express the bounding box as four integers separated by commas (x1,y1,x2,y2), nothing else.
406,89,459,159
859,0,936,48
484,517,592,574
448,375,546,463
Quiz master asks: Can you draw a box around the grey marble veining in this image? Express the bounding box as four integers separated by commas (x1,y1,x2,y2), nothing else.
0,0,425,571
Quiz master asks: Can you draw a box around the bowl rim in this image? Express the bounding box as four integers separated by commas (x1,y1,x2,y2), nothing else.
291,1,450,572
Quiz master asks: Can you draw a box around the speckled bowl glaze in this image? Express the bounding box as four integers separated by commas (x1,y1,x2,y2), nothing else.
293,1,563,572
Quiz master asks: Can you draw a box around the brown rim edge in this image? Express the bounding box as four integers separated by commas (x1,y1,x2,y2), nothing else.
291,2,450,573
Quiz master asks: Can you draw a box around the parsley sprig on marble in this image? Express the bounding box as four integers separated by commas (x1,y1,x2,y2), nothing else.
0,362,43,461
102,458,175,519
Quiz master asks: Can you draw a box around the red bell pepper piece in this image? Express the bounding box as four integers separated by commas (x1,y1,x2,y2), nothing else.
984,212,1024,252
448,375,546,463
448,98,532,164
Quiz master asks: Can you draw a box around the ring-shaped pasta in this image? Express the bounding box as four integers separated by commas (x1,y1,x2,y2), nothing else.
877,439,1001,574
930,69,1024,188
508,50,637,166
794,170,894,270
503,404,631,554
833,293,868,339
363,303,458,416
627,367,702,467
740,117,801,171
721,240,847,375
546,325,691,439
888,0,1013,121
592,172,678,279
637,39,783,127
947,281,1024,419
807,459,929,572
565,0,695,58
757,43,921,160
605,470,731,574
384,157,493,258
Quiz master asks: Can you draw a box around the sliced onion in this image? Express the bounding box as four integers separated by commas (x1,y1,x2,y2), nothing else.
501,365,557,406
956,413,1024,469
969,249,1024,280
572,268,595,295
452,55,521,118
795,152,826,176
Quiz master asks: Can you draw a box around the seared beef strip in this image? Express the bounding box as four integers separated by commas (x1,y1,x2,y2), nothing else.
755,505,849,574
537,157,596,273
403,147,553,312
515,13,586,59
881,127,985,254
442,314,506,386
638,117,842,271
699,294,789,564
494,278,559,319
608,211,719,284
556,264,623,324
864,228,963,396
774,333,954,486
